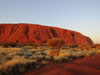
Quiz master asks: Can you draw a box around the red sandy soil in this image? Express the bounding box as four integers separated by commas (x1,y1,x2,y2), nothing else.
21,54,100,75
0,23,93,44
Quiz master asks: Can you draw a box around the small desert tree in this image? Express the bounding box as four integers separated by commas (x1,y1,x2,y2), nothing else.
7,41,17,47
47,38,64,48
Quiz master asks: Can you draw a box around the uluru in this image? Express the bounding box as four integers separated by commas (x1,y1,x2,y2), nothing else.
0,23,94,44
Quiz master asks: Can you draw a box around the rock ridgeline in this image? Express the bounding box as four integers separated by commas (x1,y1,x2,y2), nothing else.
0,24,94,44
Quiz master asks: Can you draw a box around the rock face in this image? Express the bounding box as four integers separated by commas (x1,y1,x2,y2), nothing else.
0,23,94,44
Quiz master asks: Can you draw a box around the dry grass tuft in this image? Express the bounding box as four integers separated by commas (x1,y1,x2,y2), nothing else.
84,54,89,58
0,56,37,75
50,49,60,56
80,46,91,50
78,43,91,50
41,61,48,65
92,44,100,50
59,53,70,57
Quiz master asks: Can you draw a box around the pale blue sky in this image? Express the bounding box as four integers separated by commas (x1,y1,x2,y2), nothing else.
0,0,100,43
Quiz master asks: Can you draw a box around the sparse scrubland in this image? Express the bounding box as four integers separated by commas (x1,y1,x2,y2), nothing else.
0,39,100,75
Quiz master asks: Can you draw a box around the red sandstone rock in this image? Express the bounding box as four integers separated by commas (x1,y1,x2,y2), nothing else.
0,23,94,44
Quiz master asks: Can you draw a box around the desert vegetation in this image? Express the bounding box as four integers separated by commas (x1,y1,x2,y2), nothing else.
47,38,64,48
0,38,100,75
2,41,17,48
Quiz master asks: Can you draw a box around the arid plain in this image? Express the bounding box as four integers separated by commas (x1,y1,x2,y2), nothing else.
0,24,100,75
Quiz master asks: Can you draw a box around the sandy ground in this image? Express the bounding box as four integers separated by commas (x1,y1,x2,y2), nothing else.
21,54,100,75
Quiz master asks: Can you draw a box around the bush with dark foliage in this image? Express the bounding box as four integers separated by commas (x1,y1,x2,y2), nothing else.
9,42,17,47
2,43,9,48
